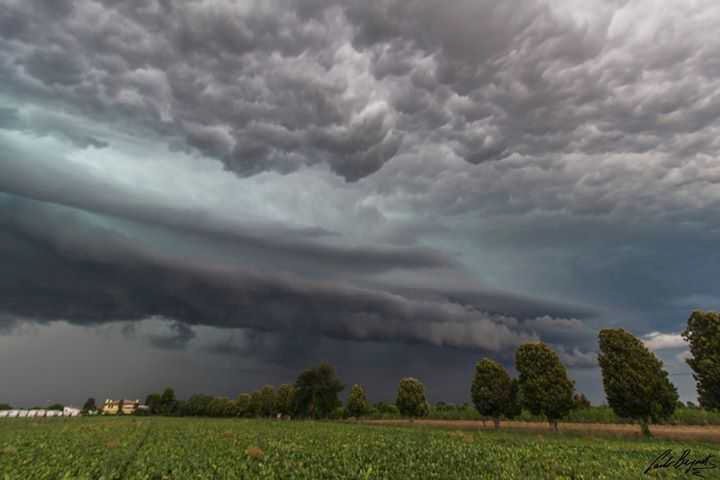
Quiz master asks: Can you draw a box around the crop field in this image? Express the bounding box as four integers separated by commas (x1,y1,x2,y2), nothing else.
0,417,718,479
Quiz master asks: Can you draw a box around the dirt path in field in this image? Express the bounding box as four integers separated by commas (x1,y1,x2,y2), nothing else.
363,419,720,442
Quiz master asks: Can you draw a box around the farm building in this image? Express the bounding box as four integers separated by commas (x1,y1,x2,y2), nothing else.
64,407,81,416
102,399,143,415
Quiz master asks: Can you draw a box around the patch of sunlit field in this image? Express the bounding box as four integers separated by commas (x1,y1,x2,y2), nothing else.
0,417,716,479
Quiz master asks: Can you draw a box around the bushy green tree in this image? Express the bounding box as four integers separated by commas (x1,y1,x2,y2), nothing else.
598,328,678,436
145,393,162,414
293,363,345,418
160,387,177,415
506,379,522,419
516,342,574,431
236,393,252,417
275,384,296,417
183,394,213,416
395,377,429,418
82,398,97,413
471,358,513,428
207,397,234,417
683,310,720,410
374,402,400,416
258,385,276,417
249,391,263,417
346,384,370,418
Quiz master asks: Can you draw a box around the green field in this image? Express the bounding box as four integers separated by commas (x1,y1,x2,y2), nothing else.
0,417,717,479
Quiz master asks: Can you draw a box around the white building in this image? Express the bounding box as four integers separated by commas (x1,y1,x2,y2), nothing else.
63,407,81,417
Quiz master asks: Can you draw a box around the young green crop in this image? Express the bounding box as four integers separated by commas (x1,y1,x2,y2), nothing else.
0,417,717,479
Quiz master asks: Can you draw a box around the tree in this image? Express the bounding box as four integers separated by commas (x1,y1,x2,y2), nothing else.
374,402,400,416
516,342,574,431
82,398,97,413
0,404,11,411
293,363,345,418
46,403,64,411
160,387,177,415
145,393,162,415
346,384,370,418
505,379,522,420
208,397,234,417
184,394,213,416
258,385,276,417
395,377,429,418
471,358,513,428
573,393,591,410
598,328,679,436
682,310,720,410
236,393,252,417
275,384,296,417
249,391,263,417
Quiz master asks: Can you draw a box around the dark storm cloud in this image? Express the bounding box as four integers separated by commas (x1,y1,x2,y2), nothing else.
0,192,595,360
1,0,716,184
1,0,719,406
148,320,197,351
0,152,455,277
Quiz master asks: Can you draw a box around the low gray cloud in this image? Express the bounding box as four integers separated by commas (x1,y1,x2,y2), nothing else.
0,191,595,360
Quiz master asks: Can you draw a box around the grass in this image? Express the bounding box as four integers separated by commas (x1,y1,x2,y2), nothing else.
0,416,718,479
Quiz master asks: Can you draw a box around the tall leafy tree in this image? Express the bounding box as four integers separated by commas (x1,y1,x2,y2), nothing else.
145,393,162,415
346,384,370,418
249,391,263,417
275,384,296,417
293,363,345,418
82,398,97,413
236,393,252,417
258,385,276,417
682,310,720,410
160,387,177,415
598,328,678,436
506,379,522,420
184,394,213,416
516,342,574,431
395,377,429,418
471,358,513,428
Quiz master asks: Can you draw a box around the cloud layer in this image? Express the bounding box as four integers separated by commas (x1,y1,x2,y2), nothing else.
2,0,719,404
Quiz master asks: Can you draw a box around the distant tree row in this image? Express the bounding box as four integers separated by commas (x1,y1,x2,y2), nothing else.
131,310,719,438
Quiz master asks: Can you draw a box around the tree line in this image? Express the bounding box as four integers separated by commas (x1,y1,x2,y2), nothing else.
50,310,720,437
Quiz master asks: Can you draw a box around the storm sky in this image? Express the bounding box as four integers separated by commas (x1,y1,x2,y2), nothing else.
1,0,718,407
